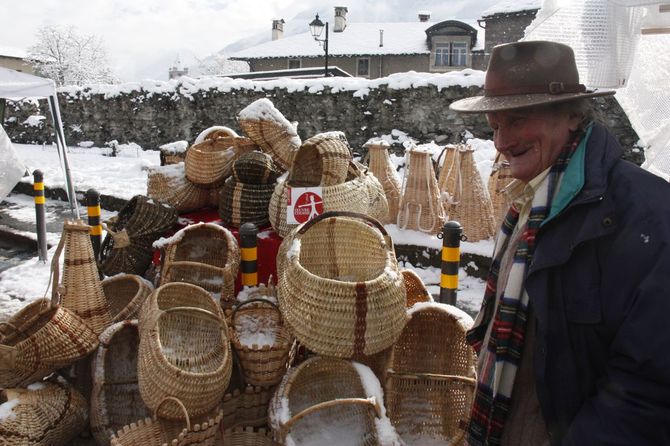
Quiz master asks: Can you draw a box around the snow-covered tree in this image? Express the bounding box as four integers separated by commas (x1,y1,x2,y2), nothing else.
193,53,249,77
27,25,117,86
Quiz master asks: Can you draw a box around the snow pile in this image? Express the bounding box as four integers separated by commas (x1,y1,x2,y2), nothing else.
22,115,45,127
159,140,189,154
0,398,19,421
234,313,277,347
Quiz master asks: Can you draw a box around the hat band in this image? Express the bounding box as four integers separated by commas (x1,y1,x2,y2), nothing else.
485,82,587,97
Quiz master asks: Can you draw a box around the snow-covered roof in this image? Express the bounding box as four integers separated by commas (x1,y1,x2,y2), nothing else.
0,46,26,59
482,0,542,17
231,20,484,60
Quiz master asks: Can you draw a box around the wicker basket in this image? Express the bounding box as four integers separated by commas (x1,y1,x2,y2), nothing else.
401,269,434,308
269,356,383,446
220,427,280,446
54,218,112,334
488,153,512,227
237,99,301,171
158,223,240,308
269,162,388,238
184,136,256,186
385,302,477,446
138,283,232,420
289,133,352,187
232,151,282,184
147,163,220,213
365,141,401,225
91,320,150,446
0,379,88,446
397,148,445,234
0,297,98,388
440,145,497,242
230,297,294,387
194,126,239,144
159,141,189,166
437,145,459,204
110,396,223,446
103,274,154,323
277,211,406,358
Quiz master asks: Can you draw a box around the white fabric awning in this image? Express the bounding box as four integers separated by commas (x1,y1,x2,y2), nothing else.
0,67,56,100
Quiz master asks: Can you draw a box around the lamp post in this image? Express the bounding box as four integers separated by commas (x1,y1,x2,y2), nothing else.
309,14,329,77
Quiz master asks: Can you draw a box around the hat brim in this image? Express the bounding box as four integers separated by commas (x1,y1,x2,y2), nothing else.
449,89,615,113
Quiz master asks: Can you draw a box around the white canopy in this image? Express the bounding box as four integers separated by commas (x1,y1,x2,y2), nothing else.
0,67,79,216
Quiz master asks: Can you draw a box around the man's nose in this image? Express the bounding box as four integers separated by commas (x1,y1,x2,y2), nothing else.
494,127,517,152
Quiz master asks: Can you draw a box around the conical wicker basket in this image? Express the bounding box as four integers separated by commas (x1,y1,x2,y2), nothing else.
397,148,445,234
268,356,384,446
110,396,223,446
277,211,406,358
184,136,256,186
0,379,88,446
401,269,434,308
289,133,352,187
138,283,232,420
365,141,401,224
0,298,98,388
269,162,388,238
440,145,497,242
147,163,219,213
90,320,150,446
158,222,240,308
103,274,154,323
385,302,477,446
237,98,301,171
230,296,294,387
55,218,112,334
488,153,512,227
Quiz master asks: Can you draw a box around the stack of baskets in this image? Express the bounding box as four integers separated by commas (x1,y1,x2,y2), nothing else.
157,222,240,308
100,195,178,277
219,151,282,228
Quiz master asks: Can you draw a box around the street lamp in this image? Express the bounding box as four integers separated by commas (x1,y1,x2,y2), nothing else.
309,14,329,77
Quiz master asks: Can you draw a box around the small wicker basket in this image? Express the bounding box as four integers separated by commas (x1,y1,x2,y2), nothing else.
184,136,256,186
147,163,220,213
289,133,352,187
103,274,154,323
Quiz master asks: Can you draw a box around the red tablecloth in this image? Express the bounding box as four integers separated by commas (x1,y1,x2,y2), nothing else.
153,208,283,294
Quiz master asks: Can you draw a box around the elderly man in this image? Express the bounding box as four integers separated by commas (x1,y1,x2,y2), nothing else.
450,41,670,445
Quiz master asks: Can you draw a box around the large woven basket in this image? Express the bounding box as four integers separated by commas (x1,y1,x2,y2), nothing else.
193,126,239,144
385,302,476,446
488,153,512,227
397,148,445,234
0,379,88,446
110,396,223,446
439,145,497,242
237,98,301,171
158,222,240,308
184,136,256,186
230,297,294,387
103,274,154,323
0,297,98,388
401,269,434,308
138,282,232,420
289,133,352,186
277,211,406,358
269,356,386,446
269,162,388,238
147,163,219,213
365,141,401,224
90,320,150,446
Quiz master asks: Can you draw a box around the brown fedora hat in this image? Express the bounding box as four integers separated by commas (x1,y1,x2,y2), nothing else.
450,40,614,113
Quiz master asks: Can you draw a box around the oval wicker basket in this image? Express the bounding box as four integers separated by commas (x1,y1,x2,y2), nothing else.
277,211,406,358
269,356,384,446
103,274,154,323
184,136,256,186
90,320,150,446
138,283,232,420
232,151,282,184
289,133,352,187
0,298,98,388
110,396,223,446
0,379,88,446
147,163,220,213
218,178,276,229
230,297,294,387
385,302,477,446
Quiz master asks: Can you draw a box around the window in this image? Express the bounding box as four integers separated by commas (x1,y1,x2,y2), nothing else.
357,58,370,77
288,59,301,69
434,42,468,67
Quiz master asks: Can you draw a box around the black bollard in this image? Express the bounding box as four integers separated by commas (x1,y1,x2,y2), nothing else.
86,189,102,261
439,221,463,305
240,223,259,287
33,170,48,262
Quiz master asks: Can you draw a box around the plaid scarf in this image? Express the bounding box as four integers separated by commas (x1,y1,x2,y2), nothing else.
466,133,583,446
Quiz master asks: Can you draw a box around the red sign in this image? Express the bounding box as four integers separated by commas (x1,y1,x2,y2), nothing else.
292,191,324,223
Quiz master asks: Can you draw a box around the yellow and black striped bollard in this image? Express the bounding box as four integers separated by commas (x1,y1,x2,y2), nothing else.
439,221,463,305
33,170,48,261
240,222,258,287
86,188,102,261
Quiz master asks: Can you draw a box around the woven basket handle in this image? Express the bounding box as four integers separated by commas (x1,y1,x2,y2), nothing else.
230,298,281,324
161,306,222,322
386,370,477,386
48,232,68,307
297,211,387,236
281,397,381,439
155,396,191,431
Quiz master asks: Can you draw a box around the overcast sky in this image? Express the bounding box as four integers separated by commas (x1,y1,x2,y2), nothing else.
2,0,502,81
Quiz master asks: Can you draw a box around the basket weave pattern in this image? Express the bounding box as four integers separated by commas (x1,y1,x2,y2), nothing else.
367,143,402,224
147,163,219,213
289,134,352,187
184,136,256,186
103,274,154,323
397,149,445,234
237,119,300,172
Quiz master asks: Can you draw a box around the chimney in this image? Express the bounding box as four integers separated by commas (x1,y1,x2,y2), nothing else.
418,11,431,22
334,6,348,32
272,19,285,40
379,29,384,47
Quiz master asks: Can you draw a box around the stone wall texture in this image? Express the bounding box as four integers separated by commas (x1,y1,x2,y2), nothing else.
2,80,644,164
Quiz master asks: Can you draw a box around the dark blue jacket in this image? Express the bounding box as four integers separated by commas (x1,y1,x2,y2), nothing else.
526,124,670,445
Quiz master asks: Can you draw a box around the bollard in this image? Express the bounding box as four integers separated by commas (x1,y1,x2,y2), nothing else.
240,223,259,287
33,170,48,262
86,189,102,261
439,221,463,305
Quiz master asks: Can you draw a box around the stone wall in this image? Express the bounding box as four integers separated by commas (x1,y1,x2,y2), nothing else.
483,11,538,65
2,79,643,164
